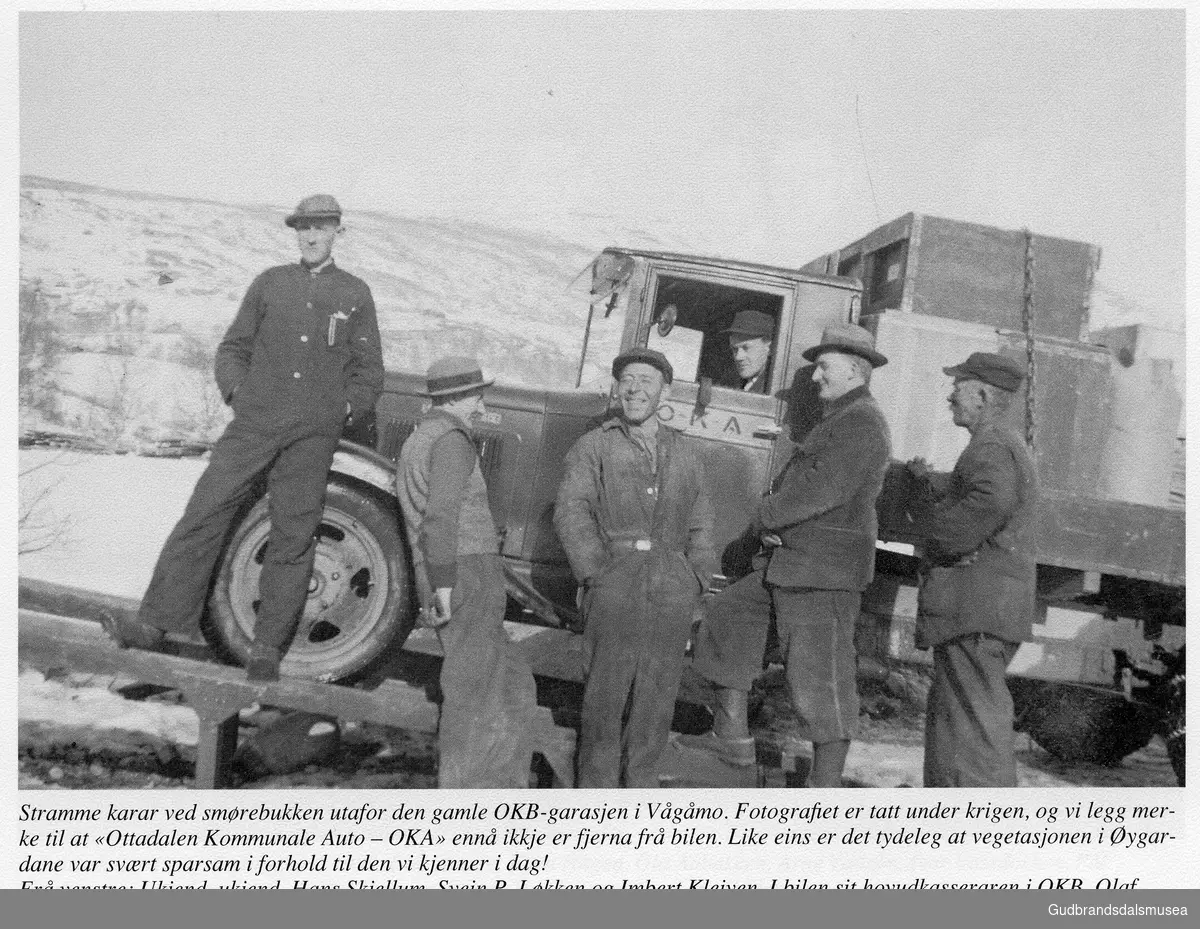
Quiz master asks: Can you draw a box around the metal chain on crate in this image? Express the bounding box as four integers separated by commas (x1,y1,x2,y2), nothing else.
1022,229,1037,452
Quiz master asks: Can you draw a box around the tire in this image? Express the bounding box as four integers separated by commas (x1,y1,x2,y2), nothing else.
1010,677,1160,767
207,481,414,683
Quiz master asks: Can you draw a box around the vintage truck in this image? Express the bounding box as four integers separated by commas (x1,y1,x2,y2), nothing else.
201,212,1185,772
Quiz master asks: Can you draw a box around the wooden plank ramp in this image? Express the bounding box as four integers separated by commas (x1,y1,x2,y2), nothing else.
18,607,576,789
17,578,790,789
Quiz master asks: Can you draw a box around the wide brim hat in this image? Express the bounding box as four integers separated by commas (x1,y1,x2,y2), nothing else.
611,347,674,384
285,194,343,228
943,352,1025,393
423,356,494,397
721,310,775,340
801,323,888,368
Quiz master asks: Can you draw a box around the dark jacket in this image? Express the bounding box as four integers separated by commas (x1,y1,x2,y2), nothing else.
554,419,717,595
215,261,384,429
915,420,1039,648
757,386,892,591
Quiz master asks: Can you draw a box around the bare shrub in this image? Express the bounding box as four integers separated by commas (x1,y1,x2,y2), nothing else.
105,297,149,357
19,284,63,419
169,330,229,441
173,330,217,373
18,456,75,555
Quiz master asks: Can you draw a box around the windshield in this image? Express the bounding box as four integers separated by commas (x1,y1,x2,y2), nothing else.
576,253,636,392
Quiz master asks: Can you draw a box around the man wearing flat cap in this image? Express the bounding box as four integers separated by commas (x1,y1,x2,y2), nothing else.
724,310,775,393
681,324,891,787
906,351,1038,787
555,348,717,787
396,357,538,788
105,194,383,682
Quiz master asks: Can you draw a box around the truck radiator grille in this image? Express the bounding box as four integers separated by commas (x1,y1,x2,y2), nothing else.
379,418,418,462
474,431,508,486
379,417,509,485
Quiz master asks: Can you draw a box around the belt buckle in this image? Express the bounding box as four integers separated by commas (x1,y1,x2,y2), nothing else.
634,539,652,552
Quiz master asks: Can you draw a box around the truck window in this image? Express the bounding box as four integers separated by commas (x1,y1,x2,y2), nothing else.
865,239,907,312
647,275,785,394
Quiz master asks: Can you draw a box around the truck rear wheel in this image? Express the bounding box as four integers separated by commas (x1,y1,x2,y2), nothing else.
1010,677,1160,767
206,481,414,682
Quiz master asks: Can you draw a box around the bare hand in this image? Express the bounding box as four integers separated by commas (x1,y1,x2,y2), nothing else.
907,457,932,479
432,587,453,627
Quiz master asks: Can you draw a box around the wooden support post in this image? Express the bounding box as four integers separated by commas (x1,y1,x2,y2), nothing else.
188,691,248,789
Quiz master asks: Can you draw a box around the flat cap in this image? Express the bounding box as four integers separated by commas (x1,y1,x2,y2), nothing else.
722,310,775,340
943,352,1026,393
285,194,343,228
801,323,887,368
423,356,494,398
612,347,674,384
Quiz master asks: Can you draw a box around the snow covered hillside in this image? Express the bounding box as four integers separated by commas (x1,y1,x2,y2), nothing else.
20,175,724,445
20,174,1177,448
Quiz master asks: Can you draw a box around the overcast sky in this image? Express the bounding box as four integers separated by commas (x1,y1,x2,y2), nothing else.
17,8,1187,327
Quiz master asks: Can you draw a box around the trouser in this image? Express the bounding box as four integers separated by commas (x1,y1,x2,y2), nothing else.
691,570,860,743
924,633,1020,787
435,554,538,789
577,550,699,788
138,415,340,651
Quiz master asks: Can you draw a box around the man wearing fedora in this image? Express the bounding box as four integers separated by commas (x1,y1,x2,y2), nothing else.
681,324,891,787
724,310,775,393
555,348,716,788
906,352,1038,787
104,194,383,682
396,357,538,788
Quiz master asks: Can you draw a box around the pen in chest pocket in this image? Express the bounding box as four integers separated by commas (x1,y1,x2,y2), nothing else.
327,307,354,346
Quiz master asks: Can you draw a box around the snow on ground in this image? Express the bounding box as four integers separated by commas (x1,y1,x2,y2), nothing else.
20,668,199,748
19,449,206,598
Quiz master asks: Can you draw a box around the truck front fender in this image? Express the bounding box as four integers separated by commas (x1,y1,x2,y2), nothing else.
330,440,397,496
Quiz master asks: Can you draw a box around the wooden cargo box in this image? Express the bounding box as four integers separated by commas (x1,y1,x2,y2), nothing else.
802,212,1099,341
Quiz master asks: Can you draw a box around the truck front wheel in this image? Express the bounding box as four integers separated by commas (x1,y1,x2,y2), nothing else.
206,481,414,682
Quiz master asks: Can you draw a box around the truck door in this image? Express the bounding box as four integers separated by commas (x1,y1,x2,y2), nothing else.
637,266,796,575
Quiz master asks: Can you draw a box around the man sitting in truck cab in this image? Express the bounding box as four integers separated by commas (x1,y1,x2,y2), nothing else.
723,310,774,393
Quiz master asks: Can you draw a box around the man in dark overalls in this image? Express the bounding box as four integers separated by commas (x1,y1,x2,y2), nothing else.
104,195,384,681
555,348,716,788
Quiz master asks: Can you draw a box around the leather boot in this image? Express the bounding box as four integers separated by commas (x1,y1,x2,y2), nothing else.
100,610,167,651
808,739,850,788
675,687,756,767
246,642,282,682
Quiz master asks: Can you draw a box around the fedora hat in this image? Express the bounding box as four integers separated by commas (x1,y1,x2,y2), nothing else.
423,356,494,398
943,352,1025,393
285,194,343,228
721,310,775,340
801,324,888,368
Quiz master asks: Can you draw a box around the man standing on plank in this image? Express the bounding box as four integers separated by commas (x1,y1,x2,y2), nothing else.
104,194,383,683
